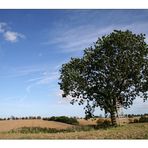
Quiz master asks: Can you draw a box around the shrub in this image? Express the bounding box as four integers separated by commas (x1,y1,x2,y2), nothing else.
128,118,133,123
133,119,139,123
49,116,56,121
96,119,111,128
128,114,134,118
44,116,79,125
10,126,95,134
37,116,41,119
71,125,94,132
139,116,148,123
10,127,67,134
29,116,32,119
101,120,111,128
96,118,105,125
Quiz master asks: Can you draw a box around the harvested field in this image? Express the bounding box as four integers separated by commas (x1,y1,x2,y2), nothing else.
78,118,130,126
0,119,147,139
0,123,147,139
0,119,73,132
78,119,97,126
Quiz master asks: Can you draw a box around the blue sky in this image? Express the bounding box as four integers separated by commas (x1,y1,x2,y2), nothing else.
0,9,148,118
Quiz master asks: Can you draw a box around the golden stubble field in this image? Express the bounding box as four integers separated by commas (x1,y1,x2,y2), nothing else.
0,119,73,132
0,119,147,139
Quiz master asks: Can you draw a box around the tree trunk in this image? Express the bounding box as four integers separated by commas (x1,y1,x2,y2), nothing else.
110,111,117,126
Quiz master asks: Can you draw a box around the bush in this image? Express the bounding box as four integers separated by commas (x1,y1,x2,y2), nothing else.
10,127,67,134
49,116,56,121
103,120,111,126
133,119,139,123
96,119,111,128
128,118,133,123
37,116,41,119
139,116,148,123
128,114,134,118
9,126,94,134
43,116,79,125
96,118,105,125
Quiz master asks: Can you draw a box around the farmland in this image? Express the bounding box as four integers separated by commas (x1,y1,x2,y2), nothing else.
0,119,73,132
0,118,147,139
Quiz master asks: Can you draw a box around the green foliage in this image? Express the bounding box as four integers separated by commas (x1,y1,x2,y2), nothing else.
37,116,41,119
7,123,148,139
10,127,67,134
43,116,79,125
128,114,134,118
133,119,139,123
71,125,94,132
59,30,148,125
96,119,111,128
96,118,105,125
139,116,148,123
9,126,94,134
128,118,133,124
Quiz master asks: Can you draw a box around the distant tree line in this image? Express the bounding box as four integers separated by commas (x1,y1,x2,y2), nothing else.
124,113,148,118
0,113,147,121
42,116,79,125
0,116,42,121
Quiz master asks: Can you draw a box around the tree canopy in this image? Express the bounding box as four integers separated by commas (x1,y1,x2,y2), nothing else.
59,30,148,125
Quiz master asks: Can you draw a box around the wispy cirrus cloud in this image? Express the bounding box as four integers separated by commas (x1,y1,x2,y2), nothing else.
0,22,25,43
43,25,99,52
0,95,27,104
26,66,59,93
44,21,148,53
0,63,60,93
0,65,47,79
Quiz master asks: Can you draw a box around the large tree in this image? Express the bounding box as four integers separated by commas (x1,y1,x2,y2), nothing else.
59,30,148,126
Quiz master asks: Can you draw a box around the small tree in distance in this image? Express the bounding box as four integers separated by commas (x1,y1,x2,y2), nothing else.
59,30,148,126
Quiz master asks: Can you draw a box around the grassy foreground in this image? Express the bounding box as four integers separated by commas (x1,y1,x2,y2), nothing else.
0,123,147,139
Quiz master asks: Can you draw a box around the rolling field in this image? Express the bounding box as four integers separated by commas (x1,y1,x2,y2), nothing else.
78,117,130,125
0,123,147,139
0,119,147,139
0,119,73,132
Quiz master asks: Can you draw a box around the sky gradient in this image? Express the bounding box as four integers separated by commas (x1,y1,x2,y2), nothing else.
0,9,148,118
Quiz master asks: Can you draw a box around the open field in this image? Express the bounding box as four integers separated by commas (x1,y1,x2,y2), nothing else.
78,117,131,125
0,119,147,139
0,119,73,132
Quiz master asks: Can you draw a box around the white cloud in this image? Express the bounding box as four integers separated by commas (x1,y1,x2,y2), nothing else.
3,31,25,43
0,22,7,33
0,22,25,43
